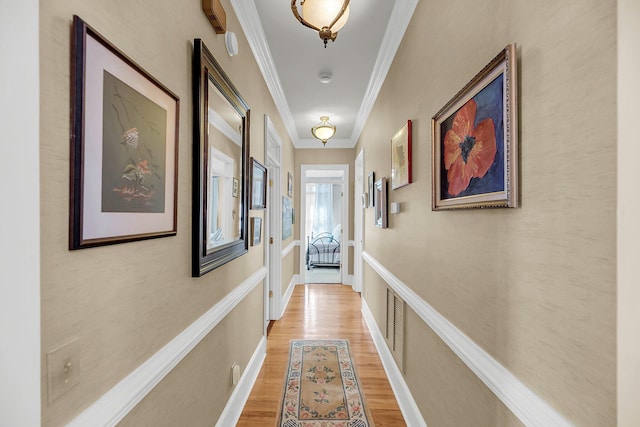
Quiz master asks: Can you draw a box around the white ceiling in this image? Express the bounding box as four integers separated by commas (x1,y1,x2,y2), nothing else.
230,0,419,149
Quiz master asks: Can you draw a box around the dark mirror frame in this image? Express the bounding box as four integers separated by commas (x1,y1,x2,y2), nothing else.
192,39,250,276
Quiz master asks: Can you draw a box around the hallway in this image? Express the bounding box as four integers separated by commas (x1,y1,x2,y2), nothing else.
238,284,405,426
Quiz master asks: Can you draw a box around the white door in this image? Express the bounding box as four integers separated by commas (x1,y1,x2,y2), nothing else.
264,116,282,329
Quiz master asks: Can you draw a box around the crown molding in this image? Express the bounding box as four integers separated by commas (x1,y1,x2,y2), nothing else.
295,138,354,149
350,0,419,144
232,0,419,150
229,0,299,146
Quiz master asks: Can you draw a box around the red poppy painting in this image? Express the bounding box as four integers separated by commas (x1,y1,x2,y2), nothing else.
432,44,518,210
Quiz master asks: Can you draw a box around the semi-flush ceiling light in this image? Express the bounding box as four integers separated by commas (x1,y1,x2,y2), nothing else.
311,116,336,145
291,0,350,48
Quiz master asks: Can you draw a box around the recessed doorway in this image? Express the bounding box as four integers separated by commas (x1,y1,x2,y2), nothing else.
300,165,349,284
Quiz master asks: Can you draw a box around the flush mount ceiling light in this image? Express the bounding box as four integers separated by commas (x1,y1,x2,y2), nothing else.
291,0,350,48
311,116,336,146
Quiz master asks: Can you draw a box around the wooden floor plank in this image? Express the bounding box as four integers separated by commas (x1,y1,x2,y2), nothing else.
237,284,406,426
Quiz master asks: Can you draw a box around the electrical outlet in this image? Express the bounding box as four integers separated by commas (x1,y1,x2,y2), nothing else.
47,337,80,403
231,362,241,385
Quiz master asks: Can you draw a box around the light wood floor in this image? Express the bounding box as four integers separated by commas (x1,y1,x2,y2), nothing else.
237,283,406,426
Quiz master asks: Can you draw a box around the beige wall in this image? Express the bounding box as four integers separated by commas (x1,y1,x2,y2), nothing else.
39,0,293,425
358,0,616,425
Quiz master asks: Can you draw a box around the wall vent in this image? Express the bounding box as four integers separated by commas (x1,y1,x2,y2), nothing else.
385,287,404,371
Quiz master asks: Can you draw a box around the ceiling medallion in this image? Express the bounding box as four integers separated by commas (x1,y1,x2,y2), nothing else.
291,0,350,48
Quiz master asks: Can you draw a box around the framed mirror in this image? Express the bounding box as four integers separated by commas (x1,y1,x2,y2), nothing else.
192,39,250,276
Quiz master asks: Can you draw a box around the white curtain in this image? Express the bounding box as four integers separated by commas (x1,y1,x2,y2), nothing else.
312,183,333,237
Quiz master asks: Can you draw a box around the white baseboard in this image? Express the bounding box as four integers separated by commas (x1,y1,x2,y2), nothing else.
215,336,267,427
363,252,573,427
361,299,427,427
344,274,354,286
280,274,299,318
67,267,267,427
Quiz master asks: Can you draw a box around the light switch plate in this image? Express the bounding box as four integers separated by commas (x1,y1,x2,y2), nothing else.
47,337,80,403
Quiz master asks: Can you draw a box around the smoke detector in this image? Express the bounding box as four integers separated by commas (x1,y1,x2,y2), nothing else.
319,71,333,84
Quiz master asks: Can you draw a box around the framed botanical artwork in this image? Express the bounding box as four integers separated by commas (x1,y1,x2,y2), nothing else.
368,172,375,208
251,217,262,246
250,157,267,209
287,171,293,198
432,44,518,210
69,16,179,249
232,177,239,198
374,177,388,228
391,120,412,190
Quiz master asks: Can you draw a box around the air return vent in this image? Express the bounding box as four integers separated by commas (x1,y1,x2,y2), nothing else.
385,287,404,371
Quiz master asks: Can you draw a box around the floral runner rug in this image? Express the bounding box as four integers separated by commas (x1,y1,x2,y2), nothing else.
277,339,374,427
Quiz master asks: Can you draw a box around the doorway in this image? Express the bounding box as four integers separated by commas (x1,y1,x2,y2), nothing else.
300,165,349,284
264,115,282,330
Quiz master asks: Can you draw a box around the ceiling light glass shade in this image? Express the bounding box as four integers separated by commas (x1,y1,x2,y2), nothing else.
291,0,350,47
311,116,336,145
302,0,349,32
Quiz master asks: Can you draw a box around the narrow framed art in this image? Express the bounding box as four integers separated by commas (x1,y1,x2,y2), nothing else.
391,120,412,190
233,177,239,198
374,177,388,228
432,44,518,210
251,217,262,246
287,171,293,198
250,157,267,209
69,16,179,249
368,172,375,208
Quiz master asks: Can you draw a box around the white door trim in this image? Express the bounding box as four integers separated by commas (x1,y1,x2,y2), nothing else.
1,2,41,425
264,115,283,325
353,150,364,292
299,164,350,284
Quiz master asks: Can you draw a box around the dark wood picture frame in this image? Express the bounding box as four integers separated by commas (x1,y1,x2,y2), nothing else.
251,157,267,210
374,177,388,228
192,39,250,276
69,16,180,250
368,172,375,208
251,217,262,246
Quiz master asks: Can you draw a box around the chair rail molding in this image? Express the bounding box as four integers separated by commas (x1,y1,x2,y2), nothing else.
361,298,426,426
363,252,573,427
67,267,267,427
215,336,267,427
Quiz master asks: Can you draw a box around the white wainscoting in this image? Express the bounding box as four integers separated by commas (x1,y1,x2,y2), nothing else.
67,267,267,427
362,252,574,427
215,336,267,427
361,299,427,427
